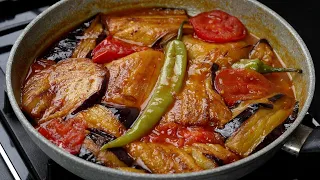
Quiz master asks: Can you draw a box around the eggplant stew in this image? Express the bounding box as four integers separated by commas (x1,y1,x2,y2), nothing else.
21,8,302,174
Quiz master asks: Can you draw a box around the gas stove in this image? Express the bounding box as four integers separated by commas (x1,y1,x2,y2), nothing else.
0,0,318,180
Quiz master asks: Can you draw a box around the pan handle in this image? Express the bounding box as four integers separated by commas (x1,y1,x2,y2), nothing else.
282,113,320,156
282,114,320,178
282,124,313,156
299,126,320,154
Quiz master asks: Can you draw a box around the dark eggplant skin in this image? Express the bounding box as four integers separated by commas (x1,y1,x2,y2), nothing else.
87,129,135,166
249,39,272,58
268,94,284,103
72,75,108,115
204,153,224,166
109,148,134,166
229,94,281,110
96,31,107,45
228,101,242,110
211,63,220,92
72,76,108,115
285,101,299,125
103,104,140,129
42,17,95,62
215,104,261,138
88,128,117,146
253,39,271,48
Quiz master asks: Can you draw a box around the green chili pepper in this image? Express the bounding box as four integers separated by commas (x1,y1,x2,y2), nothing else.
100,21,188,150
231,59,302,74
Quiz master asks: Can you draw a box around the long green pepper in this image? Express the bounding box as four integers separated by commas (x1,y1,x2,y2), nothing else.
100,21,188,150
232,59,302,74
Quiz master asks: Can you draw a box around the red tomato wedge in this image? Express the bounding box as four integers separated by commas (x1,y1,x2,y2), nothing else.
37,118,87,154
92,36,148,63
142,122,224,147
214,69,274,106
189,10,247,43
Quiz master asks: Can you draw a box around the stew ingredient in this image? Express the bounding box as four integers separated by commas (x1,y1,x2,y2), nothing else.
21,7,301,174
189,10,247,43
214,68,274,106
92,36,148,63
232,59,302,73
100,21,188,150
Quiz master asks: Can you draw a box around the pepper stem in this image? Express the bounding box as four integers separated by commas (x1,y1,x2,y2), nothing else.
263,67,303,74
177,20,188,41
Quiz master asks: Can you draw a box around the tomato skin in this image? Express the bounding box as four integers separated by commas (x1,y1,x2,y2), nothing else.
214,69,274,106
92,36,148,63
37,118,87,154
142,122,224,147
189,10,247,43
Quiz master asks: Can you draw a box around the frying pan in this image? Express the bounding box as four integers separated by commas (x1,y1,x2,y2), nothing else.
5,0,318,179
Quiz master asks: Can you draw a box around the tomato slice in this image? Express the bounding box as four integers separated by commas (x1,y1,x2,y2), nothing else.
189,10,247,43
214,68,274,106
92,36,148,64
142,122,224,147
38,118,87,154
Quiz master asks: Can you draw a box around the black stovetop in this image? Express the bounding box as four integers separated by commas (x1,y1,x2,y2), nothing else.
0,1,318,180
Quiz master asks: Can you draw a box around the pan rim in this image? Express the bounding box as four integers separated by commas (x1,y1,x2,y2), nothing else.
6,0,315,179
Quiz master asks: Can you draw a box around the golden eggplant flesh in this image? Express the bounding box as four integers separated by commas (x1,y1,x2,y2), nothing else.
79,137,127,167
103,50,164,108
161,63,232,127
74,104,125,137
72,15,104,58
225,95,296,157
103,8,192,47
127,142,202,174
22,58,108,124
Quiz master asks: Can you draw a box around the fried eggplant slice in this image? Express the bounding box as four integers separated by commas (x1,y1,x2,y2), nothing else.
127,142,201,174
215,94,277,138
103,8,192,47
72,15,104,58
192,143,240,165
87,128,138,166
22,68,54,121
79,138,127,167
215,104,261,138
74,105,125,137
161,63,231,126
249,39,275,65
182,35,250,67
79,128,141,168
183,146,218,169
25,59,56,81
103,50,164,108
225,95,295,156
42,17,94,61
22,58,108,124
254,101,299,152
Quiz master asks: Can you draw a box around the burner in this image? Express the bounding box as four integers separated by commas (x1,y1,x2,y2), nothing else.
0,1,317,180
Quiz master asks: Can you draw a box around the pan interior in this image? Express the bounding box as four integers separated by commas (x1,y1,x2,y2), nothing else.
7,0,314,179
